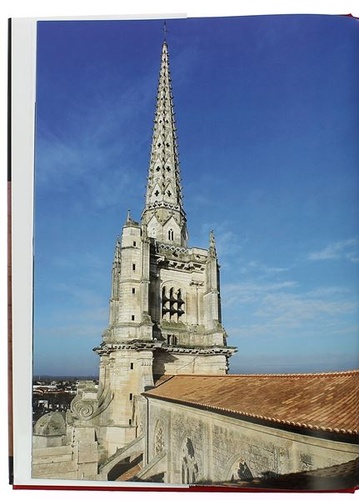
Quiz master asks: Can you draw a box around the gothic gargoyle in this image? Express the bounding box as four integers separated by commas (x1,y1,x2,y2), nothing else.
156,255,166,264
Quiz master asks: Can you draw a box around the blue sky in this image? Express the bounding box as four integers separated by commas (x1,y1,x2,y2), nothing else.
33,15,359,376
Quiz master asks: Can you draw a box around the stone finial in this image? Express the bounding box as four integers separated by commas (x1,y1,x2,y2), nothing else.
209,230,217,257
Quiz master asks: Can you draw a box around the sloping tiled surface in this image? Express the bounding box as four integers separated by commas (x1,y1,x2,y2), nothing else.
146,371,359,435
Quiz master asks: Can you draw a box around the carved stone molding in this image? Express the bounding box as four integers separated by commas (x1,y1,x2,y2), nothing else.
70,384,113,423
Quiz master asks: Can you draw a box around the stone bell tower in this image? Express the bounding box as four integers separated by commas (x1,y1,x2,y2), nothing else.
93,40,235,457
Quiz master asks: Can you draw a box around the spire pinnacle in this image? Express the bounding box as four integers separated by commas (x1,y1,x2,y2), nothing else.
141,39,188,247
209,230,217,257
163,21,168,42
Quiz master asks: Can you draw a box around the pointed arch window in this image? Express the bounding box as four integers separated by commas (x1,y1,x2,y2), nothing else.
162,286,185,323
181,438,199,484
168,228,174,241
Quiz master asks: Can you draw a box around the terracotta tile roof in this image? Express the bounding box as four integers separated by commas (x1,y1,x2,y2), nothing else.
145,371,359,436
154,374,173,386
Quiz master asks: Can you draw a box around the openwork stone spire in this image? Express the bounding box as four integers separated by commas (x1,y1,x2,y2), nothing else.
141,41,188,247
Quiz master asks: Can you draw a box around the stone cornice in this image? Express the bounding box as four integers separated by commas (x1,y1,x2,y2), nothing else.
94,340,236,357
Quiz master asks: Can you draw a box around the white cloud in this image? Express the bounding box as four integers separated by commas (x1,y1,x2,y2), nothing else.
53,251,105,271
197,223,243,261
223,281,358,340
55,282,107,308
308,238,359,262
35,73,155,210
258,290,355,324
36,125,137,209
223,281,297,306
36,323,102,340
239,260,289,276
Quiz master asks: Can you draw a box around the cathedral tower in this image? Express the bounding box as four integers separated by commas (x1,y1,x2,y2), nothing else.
93,39,235,457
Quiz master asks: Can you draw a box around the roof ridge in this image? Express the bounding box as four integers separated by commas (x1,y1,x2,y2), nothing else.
233,370,359,378
169,370,359,378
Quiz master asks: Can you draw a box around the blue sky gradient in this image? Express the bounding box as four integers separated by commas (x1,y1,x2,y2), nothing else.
33,15,359,376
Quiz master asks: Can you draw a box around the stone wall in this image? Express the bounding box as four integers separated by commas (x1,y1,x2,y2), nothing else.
32,420,99,480
153,351,228,377
143,397,359,485
32,445,77,479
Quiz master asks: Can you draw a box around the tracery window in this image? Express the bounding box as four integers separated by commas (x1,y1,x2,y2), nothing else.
181,438,199,484
162,286,185,322
230,457,253,482
155,425,164,455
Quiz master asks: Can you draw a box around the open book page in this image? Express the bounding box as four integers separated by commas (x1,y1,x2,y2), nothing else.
8,6,359,494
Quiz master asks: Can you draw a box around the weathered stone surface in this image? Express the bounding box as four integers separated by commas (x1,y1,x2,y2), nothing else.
142,397,359,485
